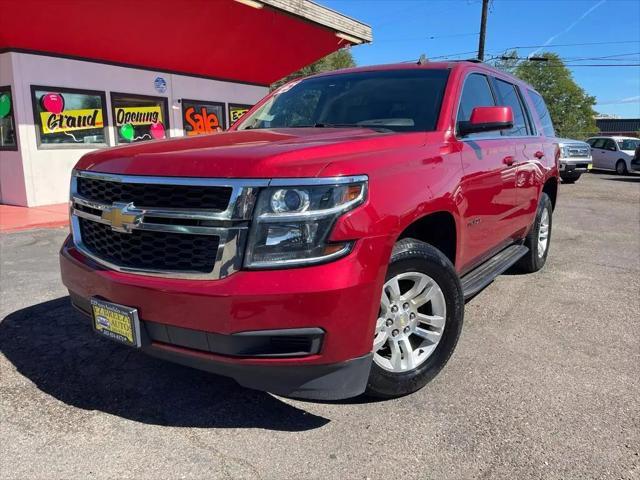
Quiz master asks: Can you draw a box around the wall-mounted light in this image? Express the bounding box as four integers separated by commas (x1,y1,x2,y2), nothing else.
233,0,264,8
336,32,363,45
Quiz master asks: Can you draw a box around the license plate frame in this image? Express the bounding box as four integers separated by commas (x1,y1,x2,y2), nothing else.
91,298,141,348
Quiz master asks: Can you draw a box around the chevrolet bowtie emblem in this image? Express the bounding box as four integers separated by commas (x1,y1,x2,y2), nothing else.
101,202,141,233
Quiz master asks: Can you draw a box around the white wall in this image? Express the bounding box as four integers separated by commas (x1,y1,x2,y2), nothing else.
1,52,267,207
0,53,29,206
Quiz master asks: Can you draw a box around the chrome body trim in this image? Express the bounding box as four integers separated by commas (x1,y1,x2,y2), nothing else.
70,171,367,279
70,171,259,280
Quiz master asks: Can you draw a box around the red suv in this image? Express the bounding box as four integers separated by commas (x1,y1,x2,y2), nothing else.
60,61,559,400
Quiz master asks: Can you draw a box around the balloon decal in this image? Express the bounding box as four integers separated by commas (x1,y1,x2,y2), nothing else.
150,122,165,139
42,93,65,114
120,123,135,141
0,93,10,119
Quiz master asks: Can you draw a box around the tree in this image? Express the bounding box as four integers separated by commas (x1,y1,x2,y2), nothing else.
271,49,356,90
490,49,519,74
514,52,598,139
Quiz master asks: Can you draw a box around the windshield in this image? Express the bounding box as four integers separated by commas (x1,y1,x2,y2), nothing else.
617,139,640,151
238,69,450,133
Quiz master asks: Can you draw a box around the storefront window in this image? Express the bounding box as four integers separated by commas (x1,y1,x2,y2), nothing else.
0,86,18,150
182,99,226,136
228,103,253,126
31,86,108,148
111,93,169,143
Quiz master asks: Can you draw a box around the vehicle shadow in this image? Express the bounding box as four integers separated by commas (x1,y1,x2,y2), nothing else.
602,176,640,183
0,297,329,431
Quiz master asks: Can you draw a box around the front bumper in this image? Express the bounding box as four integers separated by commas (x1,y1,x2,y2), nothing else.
559,158,592,173
60,234,390,399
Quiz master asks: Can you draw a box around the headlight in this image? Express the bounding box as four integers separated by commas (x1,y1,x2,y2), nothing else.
244,176,368,268
560,146,570,158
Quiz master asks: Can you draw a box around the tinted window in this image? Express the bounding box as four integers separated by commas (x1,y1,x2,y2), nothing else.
592,138,606,149
586,138,597,147
528,90,555,137
0,86,17,150
603,139,617,151
494,79,529,136
32,86,108,148
111,93,169,144
239,69,450,133
456,74,496,138
182,99,225,136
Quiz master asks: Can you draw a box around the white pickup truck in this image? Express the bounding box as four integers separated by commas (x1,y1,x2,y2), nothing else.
557,138,592,184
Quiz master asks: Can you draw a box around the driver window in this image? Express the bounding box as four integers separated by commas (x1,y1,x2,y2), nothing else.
604,139,617,151
457,73,496,138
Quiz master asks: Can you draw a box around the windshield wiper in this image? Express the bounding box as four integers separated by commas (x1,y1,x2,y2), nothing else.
313,123,393,132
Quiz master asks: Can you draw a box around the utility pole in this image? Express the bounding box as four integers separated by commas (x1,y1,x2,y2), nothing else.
477,0,489,61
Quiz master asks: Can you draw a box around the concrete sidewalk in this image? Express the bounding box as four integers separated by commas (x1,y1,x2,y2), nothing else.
0,203,69,233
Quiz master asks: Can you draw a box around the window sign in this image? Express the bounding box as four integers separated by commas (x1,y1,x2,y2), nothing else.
31,86,108,147
111,93,169,143
228,103,253,126
182,99,225,136
0,86,17,150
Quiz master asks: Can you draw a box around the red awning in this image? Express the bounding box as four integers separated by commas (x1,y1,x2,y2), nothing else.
0,0,371,86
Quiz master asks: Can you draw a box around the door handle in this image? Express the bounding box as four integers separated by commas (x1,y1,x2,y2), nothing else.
534,151,545,159
503,155,515,166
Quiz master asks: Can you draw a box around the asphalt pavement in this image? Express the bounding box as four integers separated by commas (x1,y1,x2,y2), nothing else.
1,172,638,480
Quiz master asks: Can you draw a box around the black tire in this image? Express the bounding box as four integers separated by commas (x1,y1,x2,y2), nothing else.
517,192,552,273
365,239,464,399
616,160,628,175
560,172,581,184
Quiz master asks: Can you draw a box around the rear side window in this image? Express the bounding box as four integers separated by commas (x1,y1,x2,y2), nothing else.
528,90,555,137
457,73,496,138
603,139,617,151
494,79,529,136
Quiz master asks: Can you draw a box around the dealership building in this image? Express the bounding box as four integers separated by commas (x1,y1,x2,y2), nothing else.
0,0,371,207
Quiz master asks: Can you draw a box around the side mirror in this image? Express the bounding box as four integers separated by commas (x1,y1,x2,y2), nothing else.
458,106,514,136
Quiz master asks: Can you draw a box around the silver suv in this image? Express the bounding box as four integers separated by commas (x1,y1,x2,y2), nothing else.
557,138,592,183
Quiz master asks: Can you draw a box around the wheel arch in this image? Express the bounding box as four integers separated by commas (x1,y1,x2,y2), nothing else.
542,176,558,211
396,211,458,267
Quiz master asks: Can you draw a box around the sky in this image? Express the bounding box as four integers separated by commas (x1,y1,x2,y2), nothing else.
322,0,640,118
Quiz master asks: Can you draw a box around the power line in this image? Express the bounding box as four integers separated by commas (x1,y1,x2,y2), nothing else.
429,40,639,61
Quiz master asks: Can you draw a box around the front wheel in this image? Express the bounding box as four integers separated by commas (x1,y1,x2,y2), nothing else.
561,172,581,184
616,160,628,175
366,239,464,399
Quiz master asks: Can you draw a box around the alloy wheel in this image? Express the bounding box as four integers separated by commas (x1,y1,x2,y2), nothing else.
538,207,550,258
373,272,446,373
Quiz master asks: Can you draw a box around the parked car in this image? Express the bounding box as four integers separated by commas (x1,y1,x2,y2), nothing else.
557,138,592,183
586,136,640,174
60,61,559,400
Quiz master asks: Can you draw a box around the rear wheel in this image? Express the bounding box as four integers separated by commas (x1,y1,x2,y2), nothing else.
517,193,552,273
616,160,628,175
366,239,464,399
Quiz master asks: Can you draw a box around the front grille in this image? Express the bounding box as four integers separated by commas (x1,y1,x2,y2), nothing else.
77,176,232,210
79,218,219,273
566,146,590,158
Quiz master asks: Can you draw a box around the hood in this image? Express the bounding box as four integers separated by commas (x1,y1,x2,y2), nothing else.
76,128,424,178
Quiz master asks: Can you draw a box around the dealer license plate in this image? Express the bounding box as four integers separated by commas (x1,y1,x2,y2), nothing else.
91,298,141,347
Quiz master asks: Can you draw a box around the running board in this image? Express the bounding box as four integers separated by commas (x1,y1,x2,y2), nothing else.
460,244,529,300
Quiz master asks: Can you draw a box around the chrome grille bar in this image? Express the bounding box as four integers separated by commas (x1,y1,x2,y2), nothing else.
70,170,269,280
